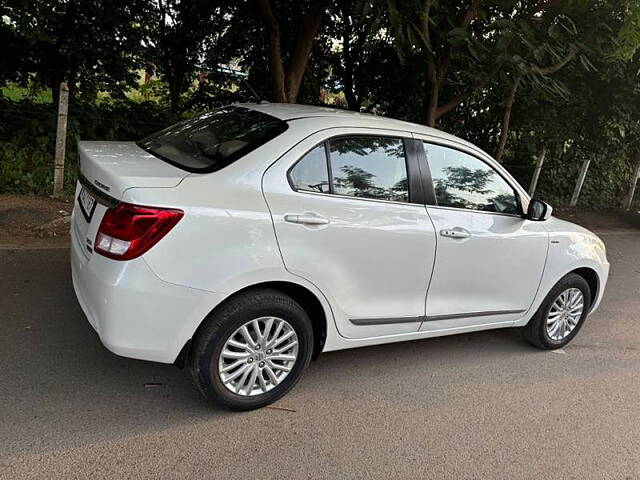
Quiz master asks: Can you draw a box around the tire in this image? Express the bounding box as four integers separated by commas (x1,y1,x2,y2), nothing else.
189,288,313,411
523,273,591,349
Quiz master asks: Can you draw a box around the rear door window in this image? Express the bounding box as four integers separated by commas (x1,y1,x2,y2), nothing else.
288,135,410,203
138,106,288,173
328,136,409,202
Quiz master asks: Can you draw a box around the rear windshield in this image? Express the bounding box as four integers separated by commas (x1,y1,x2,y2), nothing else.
137,106,288,173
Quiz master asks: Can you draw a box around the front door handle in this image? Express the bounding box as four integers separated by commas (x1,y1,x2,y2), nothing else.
440,228,471,239
284,213,330,226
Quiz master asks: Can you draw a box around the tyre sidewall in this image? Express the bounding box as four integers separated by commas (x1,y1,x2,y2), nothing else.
536,274,591,348
193,291,313,410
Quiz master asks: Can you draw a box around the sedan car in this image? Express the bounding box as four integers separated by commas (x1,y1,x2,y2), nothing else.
70,103,609,410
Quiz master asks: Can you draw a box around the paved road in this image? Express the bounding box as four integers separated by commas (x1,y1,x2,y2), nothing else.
1,234,639,479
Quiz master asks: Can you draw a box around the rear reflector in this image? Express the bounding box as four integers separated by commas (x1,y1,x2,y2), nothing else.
95,203,183,260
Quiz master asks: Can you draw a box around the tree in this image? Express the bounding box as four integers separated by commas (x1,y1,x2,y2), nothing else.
616,0,640,60
494,13,584,162
146,0,235,112
326,0,386,111
2,0,148,103
388,0,575,127
256,0,328,103
486,1,640,208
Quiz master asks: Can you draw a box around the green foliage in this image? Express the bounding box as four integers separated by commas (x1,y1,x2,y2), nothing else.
616,0,640,60
0,98,179,194
144,0,238,112
0,0,639,208
1,0,149,99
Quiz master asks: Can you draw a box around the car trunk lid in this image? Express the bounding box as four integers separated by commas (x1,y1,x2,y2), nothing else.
78,141,189,199
72,141,189,260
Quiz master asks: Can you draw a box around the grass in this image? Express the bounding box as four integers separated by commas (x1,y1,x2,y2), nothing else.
1,72,167,106
1,85,53,103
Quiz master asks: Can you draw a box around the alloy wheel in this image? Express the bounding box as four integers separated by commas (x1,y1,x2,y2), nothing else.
546,287,584,341
217,317,299,396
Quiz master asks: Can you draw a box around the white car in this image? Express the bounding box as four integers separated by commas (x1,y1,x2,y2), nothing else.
71,103,609,410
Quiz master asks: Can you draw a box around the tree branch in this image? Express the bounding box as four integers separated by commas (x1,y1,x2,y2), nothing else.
495,74,523,162
342,5,357,109
435,89,474,119
420,0,437,86
438,1,480,90
530,47,578,75
435,67,495,119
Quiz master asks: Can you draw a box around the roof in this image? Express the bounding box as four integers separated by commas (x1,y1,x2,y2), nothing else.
240,102,472,149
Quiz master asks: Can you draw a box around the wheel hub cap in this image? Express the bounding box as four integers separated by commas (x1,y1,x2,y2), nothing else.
546,288,584,341
218,317,299,396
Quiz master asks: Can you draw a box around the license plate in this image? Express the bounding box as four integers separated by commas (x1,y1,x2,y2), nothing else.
78,187,97,222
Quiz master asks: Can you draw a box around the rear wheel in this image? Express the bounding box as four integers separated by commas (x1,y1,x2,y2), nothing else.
523,273,591,349
189,289,313,411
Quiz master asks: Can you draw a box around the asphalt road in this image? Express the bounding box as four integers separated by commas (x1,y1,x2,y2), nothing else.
1,233,639,479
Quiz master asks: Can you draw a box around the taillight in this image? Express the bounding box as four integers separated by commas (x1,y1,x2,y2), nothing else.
95,203,183,260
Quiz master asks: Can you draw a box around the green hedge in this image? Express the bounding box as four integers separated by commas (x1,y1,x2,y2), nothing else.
0,98,180,195
0,98,635,209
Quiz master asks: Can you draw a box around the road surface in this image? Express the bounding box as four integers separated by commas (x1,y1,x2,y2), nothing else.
1,233,639,479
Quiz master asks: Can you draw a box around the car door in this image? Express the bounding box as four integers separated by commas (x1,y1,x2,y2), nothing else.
414,137,549,331
263,129,436,339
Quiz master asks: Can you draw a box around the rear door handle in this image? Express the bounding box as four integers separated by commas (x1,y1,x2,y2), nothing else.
440,228,471,239
284,213,329,226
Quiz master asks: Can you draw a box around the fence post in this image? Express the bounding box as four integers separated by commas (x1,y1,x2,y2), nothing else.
569,159,591,207
528,146,546,196
53,82,69,198
624,152,640,210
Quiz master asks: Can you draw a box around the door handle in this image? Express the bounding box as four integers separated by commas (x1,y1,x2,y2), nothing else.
284,213,329,226
440,228,471,239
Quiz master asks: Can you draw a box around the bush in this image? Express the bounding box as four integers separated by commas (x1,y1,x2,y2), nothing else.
0,98,181,195
0,97,635,209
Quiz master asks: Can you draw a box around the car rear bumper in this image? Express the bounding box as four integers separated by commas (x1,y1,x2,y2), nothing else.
70,223,225,363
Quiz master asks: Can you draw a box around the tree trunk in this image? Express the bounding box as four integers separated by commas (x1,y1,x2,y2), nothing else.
257,0,326,104
169,74,181,113
283,0,326,102
342,10,359,110
495,75,523,163
257,0,287,102
266,24,287,102
49,66,63,107
420,0,482,127
424,84,439,127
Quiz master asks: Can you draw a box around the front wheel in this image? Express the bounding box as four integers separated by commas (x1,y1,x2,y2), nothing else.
523,273,591,349
189,289,313,411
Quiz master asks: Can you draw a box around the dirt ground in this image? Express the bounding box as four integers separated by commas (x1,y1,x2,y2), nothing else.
0,194,73,248
1,194,639,249
554,206,640,232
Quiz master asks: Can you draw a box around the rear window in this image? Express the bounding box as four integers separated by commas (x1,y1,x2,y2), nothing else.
137,106,288,173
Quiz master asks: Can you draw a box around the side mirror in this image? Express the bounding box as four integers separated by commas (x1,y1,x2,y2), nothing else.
527,197,553,221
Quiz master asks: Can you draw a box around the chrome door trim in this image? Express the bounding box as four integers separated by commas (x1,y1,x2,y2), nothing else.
349,316,423,326
349,309,525,326
427,204,524,220
292,189,430,208
424,309,525,322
